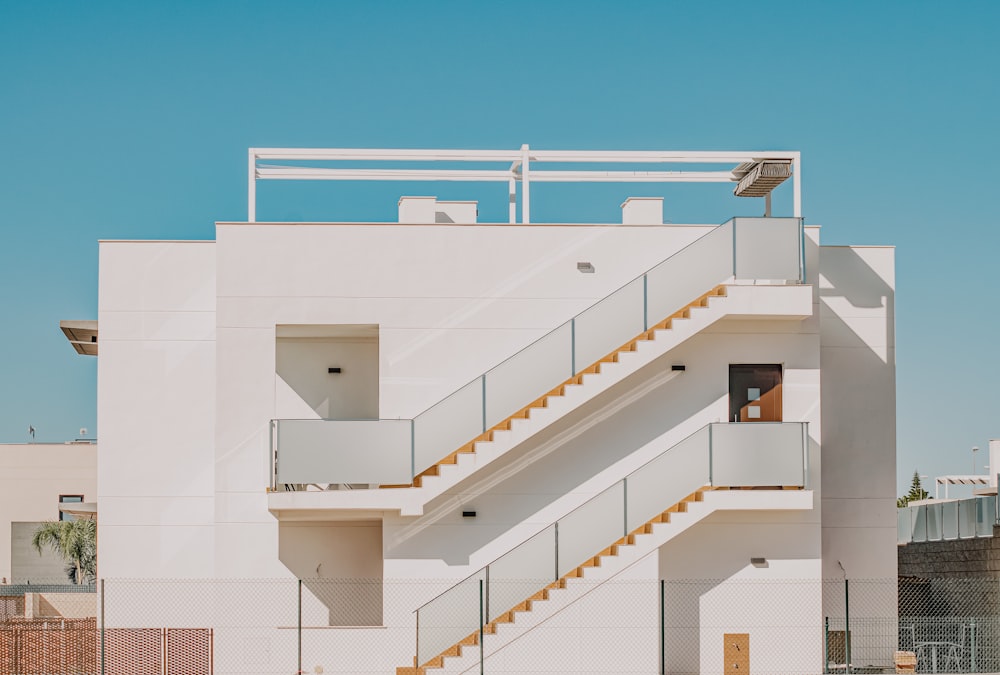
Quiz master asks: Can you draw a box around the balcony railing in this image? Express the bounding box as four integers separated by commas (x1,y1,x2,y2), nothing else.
271,217,805,489
898,496,997,544
415,421,809,665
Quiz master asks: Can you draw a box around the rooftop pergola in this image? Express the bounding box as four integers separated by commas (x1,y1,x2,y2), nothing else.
248,146,801,223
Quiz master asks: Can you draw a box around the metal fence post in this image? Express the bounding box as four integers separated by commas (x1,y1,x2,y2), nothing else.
844,578,851,675
823,616,829,674
297,579,303,675
970,618,977,673
659,579,665,675
479,579,485,675
100,578,106,675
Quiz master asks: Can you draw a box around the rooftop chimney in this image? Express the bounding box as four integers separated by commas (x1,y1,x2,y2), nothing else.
621,197,663,225
398,196,437,223
398,197,478,224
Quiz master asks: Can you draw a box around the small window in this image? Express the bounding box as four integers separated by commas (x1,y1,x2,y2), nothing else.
59,495,84,521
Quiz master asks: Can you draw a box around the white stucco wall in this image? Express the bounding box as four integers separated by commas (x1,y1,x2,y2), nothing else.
97,241,217,578
212,222,716,578
819,245,897,617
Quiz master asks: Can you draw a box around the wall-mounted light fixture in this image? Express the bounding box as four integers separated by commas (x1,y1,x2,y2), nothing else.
577,262,595,273
462,510,477,518
750,557,768,568
671,364,686,371
328,367,342,374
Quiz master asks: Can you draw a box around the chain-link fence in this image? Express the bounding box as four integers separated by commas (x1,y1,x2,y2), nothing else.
5,576,1000,674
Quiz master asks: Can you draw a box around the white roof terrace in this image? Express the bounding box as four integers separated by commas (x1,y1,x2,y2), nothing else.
249,146,800,223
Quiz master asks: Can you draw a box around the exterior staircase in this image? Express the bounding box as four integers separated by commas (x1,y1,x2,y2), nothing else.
394,286,727,490
268,217,810,517
395,487,811,675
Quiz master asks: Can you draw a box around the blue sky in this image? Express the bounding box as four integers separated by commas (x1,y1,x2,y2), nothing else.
1,1,997,495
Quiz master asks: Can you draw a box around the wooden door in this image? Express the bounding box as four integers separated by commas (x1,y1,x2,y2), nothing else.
724,633,750,675
729,365,782,423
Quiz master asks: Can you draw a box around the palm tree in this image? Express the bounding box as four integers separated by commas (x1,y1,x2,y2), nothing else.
31,519,96,584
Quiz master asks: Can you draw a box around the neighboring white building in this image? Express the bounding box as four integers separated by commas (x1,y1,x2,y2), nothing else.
75,147,896,674
0,442,97,583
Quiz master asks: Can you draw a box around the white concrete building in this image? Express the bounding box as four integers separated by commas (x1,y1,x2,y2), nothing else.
78,147,896,674
0,441,97,584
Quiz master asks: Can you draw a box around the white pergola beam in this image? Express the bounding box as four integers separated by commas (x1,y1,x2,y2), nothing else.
255,167,514,181
246,147,801,222
253,148,523,162
526,170,735,183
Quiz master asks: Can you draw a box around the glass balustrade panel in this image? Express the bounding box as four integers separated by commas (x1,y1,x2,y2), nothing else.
572,277,645,372
416,570,485,667
556,482,626,579
487,525,556,624
412,378,485,477
959,498,976,539
484,322,573,430
942,501,959,540
275,419,411,485
926,503,943,541
976,497,996,537
709,422,806,488
732,217,803,282
897,508,911,545
910,505,926,543
645,222,733,326
625,427,710,533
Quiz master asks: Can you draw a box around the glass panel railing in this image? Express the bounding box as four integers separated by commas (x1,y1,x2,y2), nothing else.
414,421,807,663
900,497,995,544
942,500,959,540
556,482,626,578
911,505,927,543
573,277,645,370
484,322,573,430
926,503,943,540
275,218,805,488
486,525,556,624
645,221,734,326
898,508,911,545
416,570,485,667
959,498,976,538
733,217,804,281
709,422,807,487
413,379,484,477
977,496,996,537
274,419,411,485
626,427,710,532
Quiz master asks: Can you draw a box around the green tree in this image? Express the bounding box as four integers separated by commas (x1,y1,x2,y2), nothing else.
31,519,96,584
897,471,930,508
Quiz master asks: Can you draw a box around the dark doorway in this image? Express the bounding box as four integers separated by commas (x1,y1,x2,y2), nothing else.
729,364,782,422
